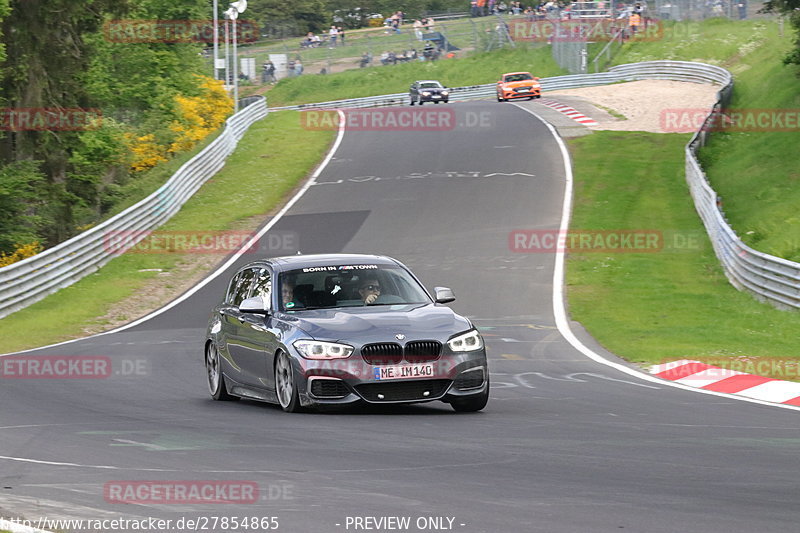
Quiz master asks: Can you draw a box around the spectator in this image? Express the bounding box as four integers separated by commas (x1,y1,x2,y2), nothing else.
338,26,346,45
414,19,424,39
262,59,276,84
380,50,391,65
471,0,480,17
294,58,304,76
287,58,296,76
359,51,372,67
329,25,338,47
628,11,641,34
737,0,747,18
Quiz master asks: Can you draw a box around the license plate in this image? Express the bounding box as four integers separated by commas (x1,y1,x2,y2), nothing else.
432,95,441,98
517,89,530,93
373,363,435,380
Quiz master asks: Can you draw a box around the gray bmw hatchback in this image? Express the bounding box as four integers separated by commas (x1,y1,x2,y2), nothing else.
205,254,488,413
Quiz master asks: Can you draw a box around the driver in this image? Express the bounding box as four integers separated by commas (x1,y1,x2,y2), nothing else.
358,278,381,305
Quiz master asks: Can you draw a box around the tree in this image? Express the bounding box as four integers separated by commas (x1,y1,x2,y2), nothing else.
762,0,800,65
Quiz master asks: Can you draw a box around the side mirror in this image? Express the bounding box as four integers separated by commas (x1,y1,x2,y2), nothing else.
434,287,455,304
240,296,270,315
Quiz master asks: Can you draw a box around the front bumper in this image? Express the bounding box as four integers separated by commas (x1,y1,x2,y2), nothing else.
500,87,541,99
419,93,449,102
295,351,487,408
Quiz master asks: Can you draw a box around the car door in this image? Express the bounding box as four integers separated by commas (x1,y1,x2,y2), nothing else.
219,267,266,387
240,267,282,392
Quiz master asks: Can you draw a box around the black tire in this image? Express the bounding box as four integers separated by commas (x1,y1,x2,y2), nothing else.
410,100,415,106
528,96,534,100
497,94,504,102
434,101,440,104
275,351,302,413
206,342,237,401
419,101,424,106
450,379,489,413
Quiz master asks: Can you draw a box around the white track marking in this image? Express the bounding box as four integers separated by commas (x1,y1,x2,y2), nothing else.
1,111,347,357
511,102,800,413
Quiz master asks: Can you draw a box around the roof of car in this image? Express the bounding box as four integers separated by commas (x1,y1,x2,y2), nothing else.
502,72,532,77
252,253,401,271
415,80,442,84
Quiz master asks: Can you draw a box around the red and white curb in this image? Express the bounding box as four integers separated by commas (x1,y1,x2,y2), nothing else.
538,99,600,126
650,359,800,406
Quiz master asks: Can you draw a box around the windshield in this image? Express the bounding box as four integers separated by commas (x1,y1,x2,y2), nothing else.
419,82,443,89
505,73,533,82
278,264,432,311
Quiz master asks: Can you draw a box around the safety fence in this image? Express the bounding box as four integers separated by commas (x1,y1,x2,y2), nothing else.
0,97,268,319
269,60,800,310
2,60,797,317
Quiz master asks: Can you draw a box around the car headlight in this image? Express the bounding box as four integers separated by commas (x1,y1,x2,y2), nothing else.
441,90,449,96
421,91,431,96
447,330,484,352
293,340,354,359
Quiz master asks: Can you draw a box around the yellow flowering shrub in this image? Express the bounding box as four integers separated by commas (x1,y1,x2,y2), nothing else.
0,241,43,267
169,76,234,154
125,133,168,172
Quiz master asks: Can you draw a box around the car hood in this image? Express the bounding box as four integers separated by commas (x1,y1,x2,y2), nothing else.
282,304,472,344
501,80,539,88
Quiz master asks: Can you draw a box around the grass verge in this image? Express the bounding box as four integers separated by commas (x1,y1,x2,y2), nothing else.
0,111,335,354
609,18,800,261
265,46,564,106
566,131,800,379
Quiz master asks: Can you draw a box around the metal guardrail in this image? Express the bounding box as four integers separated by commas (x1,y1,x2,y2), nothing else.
271,60,799,310
2,61,796,316
0,97,268,319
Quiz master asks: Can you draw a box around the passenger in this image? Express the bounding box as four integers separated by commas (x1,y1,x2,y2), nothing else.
282,279,303,309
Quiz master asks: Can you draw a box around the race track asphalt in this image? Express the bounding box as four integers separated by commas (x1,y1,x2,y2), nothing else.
1,102,799,533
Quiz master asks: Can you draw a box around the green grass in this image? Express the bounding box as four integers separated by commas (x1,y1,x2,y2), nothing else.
266,45,564,106
0,112,335,354
606,18,800,262
609,18,777,66
566,131,800,375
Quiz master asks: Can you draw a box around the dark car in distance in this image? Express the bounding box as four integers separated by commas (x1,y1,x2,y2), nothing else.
204,254,489,413
409,80,450,105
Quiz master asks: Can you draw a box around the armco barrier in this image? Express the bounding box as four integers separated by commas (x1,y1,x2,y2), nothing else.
272,60,798,310
0,97,268,319
2,61,796,317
